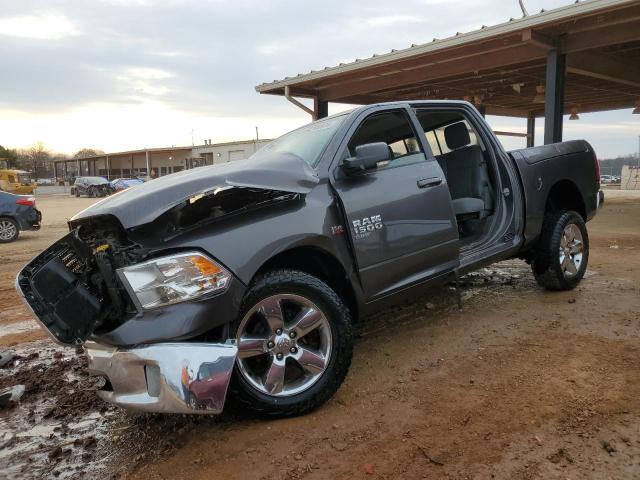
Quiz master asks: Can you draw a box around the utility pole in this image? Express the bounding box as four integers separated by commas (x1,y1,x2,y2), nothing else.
255,126,259,153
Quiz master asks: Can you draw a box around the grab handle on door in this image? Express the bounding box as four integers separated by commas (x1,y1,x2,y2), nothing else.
417,177,442,189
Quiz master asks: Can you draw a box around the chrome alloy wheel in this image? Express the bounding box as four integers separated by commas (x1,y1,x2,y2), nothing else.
236,294,332,397
559,223,584,278
0,220,17,241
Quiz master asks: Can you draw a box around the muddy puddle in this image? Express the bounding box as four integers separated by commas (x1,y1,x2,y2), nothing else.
0,321,39,338
358,259,532,337
0,341,119,479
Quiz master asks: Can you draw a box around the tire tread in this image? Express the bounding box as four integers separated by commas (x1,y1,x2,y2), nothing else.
532,210,588,290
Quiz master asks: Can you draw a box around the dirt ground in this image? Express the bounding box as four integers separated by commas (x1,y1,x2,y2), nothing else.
0,189,639,479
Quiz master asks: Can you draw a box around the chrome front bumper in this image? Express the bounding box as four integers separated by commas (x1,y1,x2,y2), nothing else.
87,342,238,414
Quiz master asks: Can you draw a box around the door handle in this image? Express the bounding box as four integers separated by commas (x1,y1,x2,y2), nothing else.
417,177,442,188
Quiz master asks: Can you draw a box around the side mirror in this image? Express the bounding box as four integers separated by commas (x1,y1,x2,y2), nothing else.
342,142,391,173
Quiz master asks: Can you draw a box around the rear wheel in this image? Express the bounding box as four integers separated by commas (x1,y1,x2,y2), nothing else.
0,218,19,243
532,211,589,290
229,270,353,418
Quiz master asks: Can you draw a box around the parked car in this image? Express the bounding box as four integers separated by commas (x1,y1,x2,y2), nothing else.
0,191,41,243
70,176,112,197
36,178,55,186
600,175,614,184
110,177,145,192
17,101,603,418
0,169,36,194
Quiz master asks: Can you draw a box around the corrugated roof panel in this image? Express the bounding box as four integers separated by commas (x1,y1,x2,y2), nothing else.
255,0,634,93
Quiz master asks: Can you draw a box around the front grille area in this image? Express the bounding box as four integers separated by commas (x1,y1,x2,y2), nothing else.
17,231,120,345
57,246,89,276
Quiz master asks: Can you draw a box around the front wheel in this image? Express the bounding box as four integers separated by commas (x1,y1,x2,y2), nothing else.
228,270,353,418
532,211,589,290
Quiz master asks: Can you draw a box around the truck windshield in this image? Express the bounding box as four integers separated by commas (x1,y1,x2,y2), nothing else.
82,177,108,184
18,173,31,185
250,114,346,167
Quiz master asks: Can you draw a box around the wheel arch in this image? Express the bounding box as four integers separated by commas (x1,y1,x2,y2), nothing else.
253,245,359,321
0,215,19,226
545,179,586,220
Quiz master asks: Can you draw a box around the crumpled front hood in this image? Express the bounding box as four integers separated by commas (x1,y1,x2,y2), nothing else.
71,153,319,229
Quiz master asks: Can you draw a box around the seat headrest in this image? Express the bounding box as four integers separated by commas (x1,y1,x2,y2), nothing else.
444,122,471,150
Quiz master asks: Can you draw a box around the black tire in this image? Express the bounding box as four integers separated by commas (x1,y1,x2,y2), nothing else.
532,211,589,290
228,270,353,418
0,217,19,243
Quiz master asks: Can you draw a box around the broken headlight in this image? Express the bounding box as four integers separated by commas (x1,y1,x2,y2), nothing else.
117,252,231,310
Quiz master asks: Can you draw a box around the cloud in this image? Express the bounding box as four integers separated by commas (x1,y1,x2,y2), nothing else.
0,0,637,158
360,15,425,28
257,43,290,56
0,14,78,40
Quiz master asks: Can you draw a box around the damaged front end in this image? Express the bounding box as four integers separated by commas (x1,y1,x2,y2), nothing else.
16,179,306,414
135,185,300,242
16,215,141,345
15,215,241,414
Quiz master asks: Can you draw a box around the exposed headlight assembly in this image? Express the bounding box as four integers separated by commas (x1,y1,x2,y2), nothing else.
118,252,231,310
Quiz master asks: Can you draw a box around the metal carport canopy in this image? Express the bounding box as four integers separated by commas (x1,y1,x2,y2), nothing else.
255,0,640,144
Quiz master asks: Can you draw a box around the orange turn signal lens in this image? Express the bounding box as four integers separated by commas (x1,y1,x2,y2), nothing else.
189,256,222,276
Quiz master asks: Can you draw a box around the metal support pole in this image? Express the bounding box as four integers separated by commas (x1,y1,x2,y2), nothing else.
145,150,150,178
284,86,328,121
106,156,111,180
544,48,566,145
284,86,314,117
527,114,535,147
314,98,329,120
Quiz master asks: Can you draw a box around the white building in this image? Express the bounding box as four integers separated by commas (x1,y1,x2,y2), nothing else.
621,165,640,190
53,138,271,181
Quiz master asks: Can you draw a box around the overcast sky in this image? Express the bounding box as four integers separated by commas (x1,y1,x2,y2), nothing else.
0,0,638,158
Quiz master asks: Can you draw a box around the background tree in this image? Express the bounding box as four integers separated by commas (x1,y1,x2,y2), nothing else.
73,148,104,159
0,145,18,168
18,142,53,178
599,153,640,176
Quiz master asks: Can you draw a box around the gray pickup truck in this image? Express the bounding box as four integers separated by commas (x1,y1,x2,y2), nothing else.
17,101,603,417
